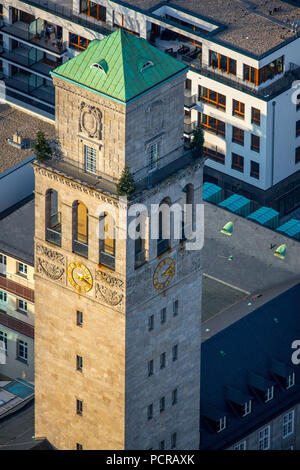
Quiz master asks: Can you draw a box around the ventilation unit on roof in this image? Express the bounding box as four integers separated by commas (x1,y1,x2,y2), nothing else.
140,60,154,73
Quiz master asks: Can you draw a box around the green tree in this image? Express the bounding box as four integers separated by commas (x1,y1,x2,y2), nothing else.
190,126,204,159
116,166,135,196
34,130,52,161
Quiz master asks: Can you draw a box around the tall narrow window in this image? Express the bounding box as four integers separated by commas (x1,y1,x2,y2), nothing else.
77,310,83,326
46,189,61,246
251,134,260,152
171,432,177,449
157,199,171,256
182,184,194,238
160,307,166,324
76,399,83,415
76,355,83,371
172,388,178,405
232,100,245,119
232,153,244,173
17,340,28,362
283,410,294,438
232,127,244,146
258,426,270,450
147,142,159,172
135,211,147,269
148,359,154,377
84,145,97,174
99,212,115,270
160,352,166,369
0,331,7,354
296,147,300,164
251,107,261,126
296,120,300,137
148,314,154,331
159,440,165,450
72,201,88,258
250,161,260,179
147,404,153,420
172,344,178,362
173,300,179,317
160,397,165,413
286,373,295,389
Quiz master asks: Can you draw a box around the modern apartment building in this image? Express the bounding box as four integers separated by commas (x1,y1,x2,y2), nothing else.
0,0,299,214
0,195,35,382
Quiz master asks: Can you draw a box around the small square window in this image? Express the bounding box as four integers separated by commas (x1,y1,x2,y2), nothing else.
18,263,28,275
17,299,28,313
76,443,83,450
0,254,7,265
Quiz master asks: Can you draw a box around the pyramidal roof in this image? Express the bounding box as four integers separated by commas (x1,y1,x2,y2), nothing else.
51,29,188,103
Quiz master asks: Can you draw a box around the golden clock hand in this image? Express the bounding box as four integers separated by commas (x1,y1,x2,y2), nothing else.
162,266,174,277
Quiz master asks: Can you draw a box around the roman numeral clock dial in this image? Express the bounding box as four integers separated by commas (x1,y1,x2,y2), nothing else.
153,257,176,290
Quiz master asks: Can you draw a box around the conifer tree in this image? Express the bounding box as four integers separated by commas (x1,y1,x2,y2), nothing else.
116,166,135,196
190,126,204,159
34,130,52,161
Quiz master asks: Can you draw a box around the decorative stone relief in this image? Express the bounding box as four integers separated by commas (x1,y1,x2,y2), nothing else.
35,243,65,282
145,100,164,135
95,270,124,307
79,102,102,140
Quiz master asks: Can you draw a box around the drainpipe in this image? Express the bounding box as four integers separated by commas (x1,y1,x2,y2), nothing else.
271,101,276,187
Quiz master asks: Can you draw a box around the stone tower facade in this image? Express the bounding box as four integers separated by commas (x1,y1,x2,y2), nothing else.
33,30,203,450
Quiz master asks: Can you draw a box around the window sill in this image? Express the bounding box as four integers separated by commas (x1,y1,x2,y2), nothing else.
16,357,28,365
15,272,28,279
16,309,28,315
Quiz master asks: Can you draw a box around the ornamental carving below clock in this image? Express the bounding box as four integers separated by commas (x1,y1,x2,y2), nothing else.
79,102,102,140
95,269,124,306
153,257,176,290
67,261,93,294
36,257,65,281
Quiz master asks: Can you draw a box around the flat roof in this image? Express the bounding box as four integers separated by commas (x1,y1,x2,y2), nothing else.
122,0,300,55
0,103,55,174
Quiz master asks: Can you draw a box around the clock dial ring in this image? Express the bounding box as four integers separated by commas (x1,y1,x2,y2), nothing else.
153,257,176,290
67,261,93,293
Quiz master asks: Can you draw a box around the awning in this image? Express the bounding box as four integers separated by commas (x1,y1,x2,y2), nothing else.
225,386,252,406
248,371,275,392
271,359,294,379
201,402,227,422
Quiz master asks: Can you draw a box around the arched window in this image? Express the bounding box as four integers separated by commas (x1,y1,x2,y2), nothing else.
181,184,195,240
157,198,171,256
135,210,148,269
45,189,61,246
99,212,115,270
72,201,88,258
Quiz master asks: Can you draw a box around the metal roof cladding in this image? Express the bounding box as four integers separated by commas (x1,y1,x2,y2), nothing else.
51,28,188,103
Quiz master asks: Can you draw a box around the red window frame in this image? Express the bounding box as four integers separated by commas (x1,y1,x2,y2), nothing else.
250,161,260,179
204,146,225,165
198,86,226,111
251,134,260,153
251,107,261,126
232,99,245,119
232,126,244,146
231,153,244,173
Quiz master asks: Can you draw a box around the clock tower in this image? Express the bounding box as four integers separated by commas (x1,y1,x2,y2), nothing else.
33,29,203,450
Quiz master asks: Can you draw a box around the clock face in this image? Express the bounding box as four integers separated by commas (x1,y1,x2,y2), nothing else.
153,257,176,290
67,261,93,294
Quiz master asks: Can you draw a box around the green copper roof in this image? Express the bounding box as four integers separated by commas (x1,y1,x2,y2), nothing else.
51,29,188,103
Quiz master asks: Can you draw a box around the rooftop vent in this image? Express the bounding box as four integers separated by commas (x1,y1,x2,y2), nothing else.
140,60,154,73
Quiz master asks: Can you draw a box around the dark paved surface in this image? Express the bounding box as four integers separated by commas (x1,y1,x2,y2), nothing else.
0,401,35,450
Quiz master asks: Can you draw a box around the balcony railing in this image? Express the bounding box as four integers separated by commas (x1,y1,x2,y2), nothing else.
0,46,59,76
0,21,67,55
184,93,197,108
99,250,115,270
0,71,55,104
157,239,170,256
46,227,61,246
135,249,148,269
73,239,88,258
184,121,197,135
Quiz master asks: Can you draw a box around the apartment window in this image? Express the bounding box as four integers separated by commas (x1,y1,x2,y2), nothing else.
243,64,259,85
198,112,226,137
203,146,225,165
217,416,226,433
286,373,295,389
242,400,252,417
173,300,178,317
198,86,226,111
251,107,261,126
17,340,28,362
0,290,7,304
172,388,178,405
18,263,28,276
160,307,166,324
147,142,159,172
76,310,83,326
296,94,300,111
231,153,244,173
76,399,83,415
233,441,246,450
171,432,177,449
0,254,6,265
160,397,165,413
160,352,166,369
251,134,260,152
76,355,83,372
265,386,274,402
147,404,153,420
0,331,7,354
76,443,83,450
84,145,97,174
232,126,244,145
209,50,236,75
17,299,28,313
296,147,300,164
232,100,245,119
148,314,154,331
159,440,165,450
296,120,300,137
283,410,294,438
148,359,154,376
69,33,90,50
250,161,260,179
172,344,178,362
80,0,106,23
258,425,270,450
258,56,284,84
